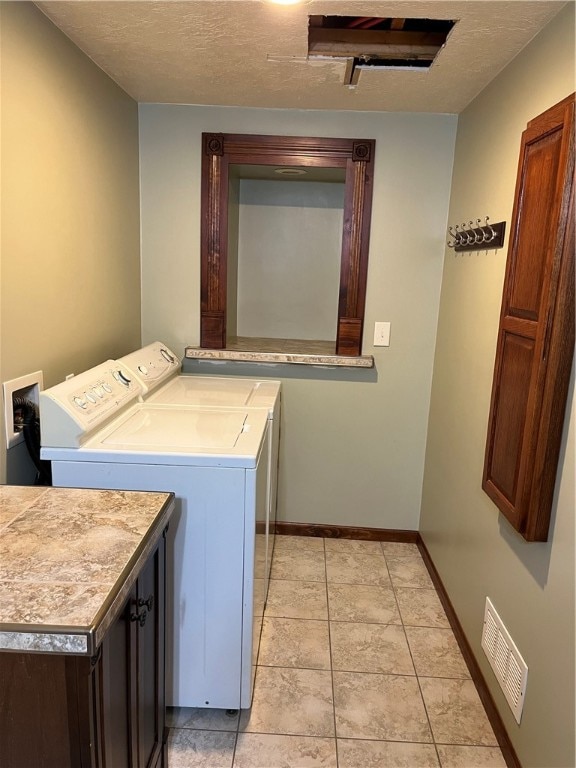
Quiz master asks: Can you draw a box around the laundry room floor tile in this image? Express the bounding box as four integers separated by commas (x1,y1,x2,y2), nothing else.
272,535,325,553
258,617,331,669
405,626,471,678
270,549,326,581
419,677,499,746
381,541,421,558
436,744,508,767
265,579,328,620
239,666,334,737
337,738,440,768
325,551,391,587
333,671,432,742
324,538,383,555
167,534,507,768
167,728,236,768
330,621,415,675
233,733,337,767
327,582,401,624
167,706,239,731
386,554,435,588
394,587,450,628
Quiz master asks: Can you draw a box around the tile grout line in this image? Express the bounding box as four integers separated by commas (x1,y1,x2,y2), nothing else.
323,538,340,768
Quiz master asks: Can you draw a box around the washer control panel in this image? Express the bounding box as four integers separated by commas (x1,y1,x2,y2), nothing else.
117,341,181,395
40,361,143,447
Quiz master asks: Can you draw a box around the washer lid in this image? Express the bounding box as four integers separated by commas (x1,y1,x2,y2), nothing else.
76,404,269,466
148,375,281,412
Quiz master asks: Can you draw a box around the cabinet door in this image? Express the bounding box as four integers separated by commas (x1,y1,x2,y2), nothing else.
0,652,94,768
135,537,166,768
99,588,135,767
483,93,575,541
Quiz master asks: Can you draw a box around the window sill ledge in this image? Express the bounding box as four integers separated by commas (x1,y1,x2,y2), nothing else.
185,337,374,369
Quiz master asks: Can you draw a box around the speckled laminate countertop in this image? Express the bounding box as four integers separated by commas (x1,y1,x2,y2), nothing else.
0,485,174,656
185,337,374,368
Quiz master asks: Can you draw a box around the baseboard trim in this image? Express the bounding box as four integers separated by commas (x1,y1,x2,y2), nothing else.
274,521,418,542
275,522,520,768
417,536,522,768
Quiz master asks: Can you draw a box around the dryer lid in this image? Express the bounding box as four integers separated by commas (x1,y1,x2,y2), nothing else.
148,375,280,412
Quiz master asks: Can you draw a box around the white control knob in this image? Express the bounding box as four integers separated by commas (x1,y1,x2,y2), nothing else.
86,392,97,404
113,369,131,387
138,365,149,375
160,348,175,363
95,386,104,398
73,396,87,409
102,383,112,394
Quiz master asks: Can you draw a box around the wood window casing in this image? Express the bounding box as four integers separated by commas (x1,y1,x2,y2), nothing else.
482,94,575,542
200,133,375,357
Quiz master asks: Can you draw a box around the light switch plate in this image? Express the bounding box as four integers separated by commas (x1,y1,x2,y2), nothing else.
374,322,391,347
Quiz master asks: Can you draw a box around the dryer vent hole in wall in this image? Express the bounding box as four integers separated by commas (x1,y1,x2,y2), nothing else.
3,371,43,449
481,597,528,724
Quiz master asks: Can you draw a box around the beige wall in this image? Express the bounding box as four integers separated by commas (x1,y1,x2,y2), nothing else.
0,3,141,482
420,6,575,767
139,105,457,528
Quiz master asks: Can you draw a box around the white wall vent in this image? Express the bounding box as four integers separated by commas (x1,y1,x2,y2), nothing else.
481,597,528,723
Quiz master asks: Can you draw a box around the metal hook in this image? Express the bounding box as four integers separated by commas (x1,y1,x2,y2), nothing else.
487,217,497,241
462,223,473,245
474,219,484,244
481,217,492,243
447,225,457,248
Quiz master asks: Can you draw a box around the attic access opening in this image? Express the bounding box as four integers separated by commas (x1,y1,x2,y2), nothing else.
308,16,455,85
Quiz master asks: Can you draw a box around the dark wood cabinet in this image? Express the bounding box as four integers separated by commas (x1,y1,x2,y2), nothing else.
0,534,167,768
483,94,575,541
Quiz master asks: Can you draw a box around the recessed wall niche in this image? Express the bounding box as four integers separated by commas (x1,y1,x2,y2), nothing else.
201,133,375,357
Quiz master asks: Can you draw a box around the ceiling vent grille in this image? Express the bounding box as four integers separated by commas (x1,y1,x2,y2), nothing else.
481,597,528,723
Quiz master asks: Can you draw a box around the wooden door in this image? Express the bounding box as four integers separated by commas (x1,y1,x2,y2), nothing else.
483,94,575,541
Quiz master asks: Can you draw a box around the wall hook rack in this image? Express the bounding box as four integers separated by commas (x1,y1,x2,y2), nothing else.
447,217,506,252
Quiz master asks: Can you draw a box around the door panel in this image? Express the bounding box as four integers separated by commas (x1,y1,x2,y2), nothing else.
483,93,575,540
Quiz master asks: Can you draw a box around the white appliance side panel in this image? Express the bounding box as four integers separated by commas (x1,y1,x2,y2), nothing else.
51,460,246,710
267,394,281,581
240,430,270,709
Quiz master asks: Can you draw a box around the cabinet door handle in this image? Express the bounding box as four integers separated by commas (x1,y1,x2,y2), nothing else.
130,609,147,627
138,594,154,612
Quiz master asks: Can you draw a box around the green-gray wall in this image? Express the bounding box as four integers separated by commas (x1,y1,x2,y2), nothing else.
0,2,141,482
139,106,457,529
420,6,575,767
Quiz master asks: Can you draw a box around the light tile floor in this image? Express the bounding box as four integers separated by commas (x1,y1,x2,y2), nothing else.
167,536,507,768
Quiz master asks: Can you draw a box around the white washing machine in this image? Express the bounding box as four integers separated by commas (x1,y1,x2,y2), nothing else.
40,360,270,710
117,342,281,591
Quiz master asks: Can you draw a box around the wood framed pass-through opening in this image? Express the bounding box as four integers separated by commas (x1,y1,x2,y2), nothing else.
200,133,375,357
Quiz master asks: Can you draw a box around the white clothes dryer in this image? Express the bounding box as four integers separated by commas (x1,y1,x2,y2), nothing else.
40,360,270,710
117,342,281,590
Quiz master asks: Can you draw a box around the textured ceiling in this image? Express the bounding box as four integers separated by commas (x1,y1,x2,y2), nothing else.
36,1,566,113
